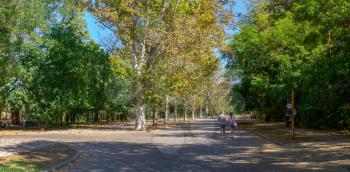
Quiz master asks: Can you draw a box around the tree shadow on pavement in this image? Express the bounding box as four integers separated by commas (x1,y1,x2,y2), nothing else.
63,135,347,172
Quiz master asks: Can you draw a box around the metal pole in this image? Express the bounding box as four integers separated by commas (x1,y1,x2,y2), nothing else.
291,90,296,140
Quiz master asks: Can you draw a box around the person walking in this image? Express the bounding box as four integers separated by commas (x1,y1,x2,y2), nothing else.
218,112,226,137
229,113,237,138
285,103,292,127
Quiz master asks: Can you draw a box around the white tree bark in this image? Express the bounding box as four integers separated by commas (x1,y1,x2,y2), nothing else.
174,99,177,122
153,107,158,126
205,103,209,118
192,96,196,120
192,107,195,120
184,101,187,121
133,40,147,130
165,95,169,124
200,105,203,119
135,102,146,130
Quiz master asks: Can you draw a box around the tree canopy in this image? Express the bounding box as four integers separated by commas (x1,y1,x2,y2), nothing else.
226,0,350,129
0,0,233,129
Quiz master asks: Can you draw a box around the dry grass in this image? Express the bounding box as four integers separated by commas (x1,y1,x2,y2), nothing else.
238,120,318,145
0,130,43,136
0,143,76,171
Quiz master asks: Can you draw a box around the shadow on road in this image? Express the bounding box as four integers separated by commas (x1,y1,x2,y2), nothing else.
0,119,348,172
61,119,347,172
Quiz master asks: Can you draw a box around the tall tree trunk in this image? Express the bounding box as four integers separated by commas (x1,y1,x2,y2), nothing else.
165,95,169,124
174,99,177,122
153,107,158,126
94,111,99,122
74,113,77,123
192,107,195,120
184,101,187,121
133,62,146,130
192,96,196,120
149,111,153,125
66,113,70,125
206,88,210,118
135,101,146,130
0,108,2,125
84,112,88,122
200,105,203,118
131,40,147,130
63,113,69,125
59,116,62,126
205,103,209,118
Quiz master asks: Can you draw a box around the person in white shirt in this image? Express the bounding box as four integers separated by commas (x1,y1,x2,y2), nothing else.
228,113,237,138
218,112,226,137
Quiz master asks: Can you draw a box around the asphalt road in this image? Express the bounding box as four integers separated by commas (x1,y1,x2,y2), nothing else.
0,119,347,172
61,119,347,172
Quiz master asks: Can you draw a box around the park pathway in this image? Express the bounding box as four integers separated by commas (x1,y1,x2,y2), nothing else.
61,119,347,172
0,119,348,171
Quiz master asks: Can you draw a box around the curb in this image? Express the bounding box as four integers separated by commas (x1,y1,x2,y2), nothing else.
43,148,80,172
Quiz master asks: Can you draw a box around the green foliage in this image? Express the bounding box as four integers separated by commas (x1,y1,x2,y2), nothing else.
0,1,133,124
227,0,350,128
0,0,231,126
26,26,107,122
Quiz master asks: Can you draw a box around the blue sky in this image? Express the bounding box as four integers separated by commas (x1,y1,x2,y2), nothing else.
234,0,248,14
85,0,247,44
85,12,115,45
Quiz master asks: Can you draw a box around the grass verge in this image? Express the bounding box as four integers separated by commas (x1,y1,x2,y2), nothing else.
0,143,76,172
238,120,317,145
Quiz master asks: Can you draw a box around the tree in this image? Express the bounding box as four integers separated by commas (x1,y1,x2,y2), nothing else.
227,0,350,128
0,0,66,122
87,0,233,129
0,0,147,126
